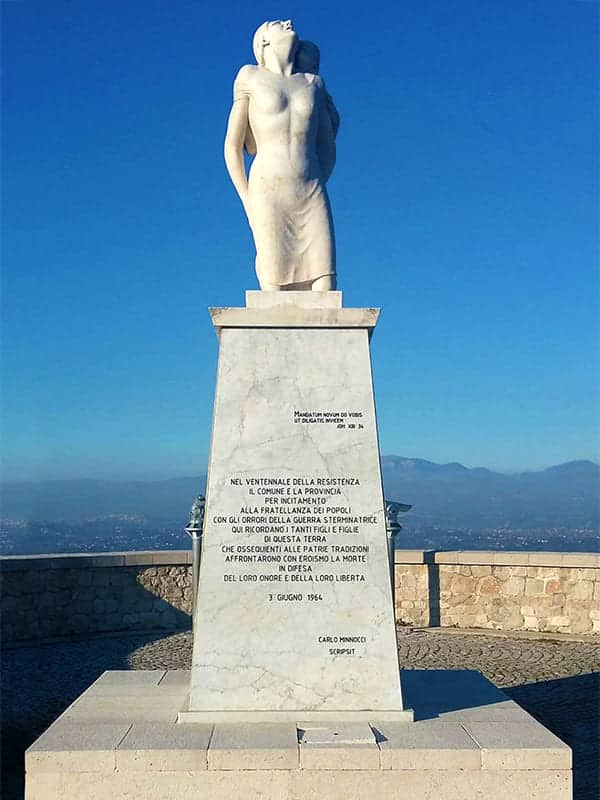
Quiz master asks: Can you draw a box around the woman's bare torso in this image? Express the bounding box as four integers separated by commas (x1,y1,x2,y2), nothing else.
244,67,323,181
228,62,335,287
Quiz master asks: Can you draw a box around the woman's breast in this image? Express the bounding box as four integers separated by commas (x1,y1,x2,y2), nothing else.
251,85,289,116
250,82,316,122
290,87,316,119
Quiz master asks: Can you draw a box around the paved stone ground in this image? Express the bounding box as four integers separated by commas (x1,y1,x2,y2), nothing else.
2,627,598,800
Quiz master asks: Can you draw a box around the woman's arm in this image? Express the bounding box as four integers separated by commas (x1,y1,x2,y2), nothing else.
224,67,253,216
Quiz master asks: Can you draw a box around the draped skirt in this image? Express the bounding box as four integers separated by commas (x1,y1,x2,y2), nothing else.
248,169,336,288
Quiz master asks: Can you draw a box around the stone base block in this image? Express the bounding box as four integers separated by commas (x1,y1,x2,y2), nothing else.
25,669,572,800
178,708,414,723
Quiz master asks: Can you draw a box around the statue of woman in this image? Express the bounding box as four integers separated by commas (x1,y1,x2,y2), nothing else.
224,20,338,291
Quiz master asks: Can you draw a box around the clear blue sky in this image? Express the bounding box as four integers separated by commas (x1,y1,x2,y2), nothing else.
2,0,598,480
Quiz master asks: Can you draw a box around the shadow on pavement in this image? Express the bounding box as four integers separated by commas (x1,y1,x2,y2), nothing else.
0,629,188,800
401,668,507,720
506,672,599,800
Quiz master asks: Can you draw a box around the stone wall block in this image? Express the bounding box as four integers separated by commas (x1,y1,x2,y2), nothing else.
525,578,545,596
575,568,598,581
92,598,106,614
74,569,93,586
70,614,89,633
1,573,19,593
450,574,477,595
439,570,454,591
528,596,555,610
547,615,570,627
498,608,524,629
563,598,597,613
470,565,492,577
492,566,513,581
104,596,121,614
477,576,501,596
38,591,57,608
511,566,528,577
569,619,593,634
504,577,525,596
54,589,72,606
2,595,18,612
104,612,125,628
544,578,564,594
136,595,157,612
571,581,594,600
398,573,417,590
89,570,108,587
18,592,35,611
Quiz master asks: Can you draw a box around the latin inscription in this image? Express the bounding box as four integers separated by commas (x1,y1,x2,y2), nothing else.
293,409,365,430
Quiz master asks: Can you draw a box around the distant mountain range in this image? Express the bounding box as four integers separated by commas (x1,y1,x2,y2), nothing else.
1,458,598,530
380,457,599,529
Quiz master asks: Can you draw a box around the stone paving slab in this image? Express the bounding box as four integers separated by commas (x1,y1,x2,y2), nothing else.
297,723,380,770
298,723,374,743
375,719,482,770
116,722,213,771
88,670,166,687
62,704,182,725
464,720,572,770
58,685,187,725
157,669,190,687
208,723,299,770
25,723,131,773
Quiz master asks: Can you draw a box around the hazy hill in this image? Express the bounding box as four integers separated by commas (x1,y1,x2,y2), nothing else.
0,476,206,522
1,458,598,530
381,457,599,529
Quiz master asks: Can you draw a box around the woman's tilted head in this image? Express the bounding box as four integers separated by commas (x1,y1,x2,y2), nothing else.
253,20,297,65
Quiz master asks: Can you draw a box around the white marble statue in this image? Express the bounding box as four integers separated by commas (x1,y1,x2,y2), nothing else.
224,20,339,291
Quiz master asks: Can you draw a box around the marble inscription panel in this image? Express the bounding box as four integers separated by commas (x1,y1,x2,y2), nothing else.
189,326,404,713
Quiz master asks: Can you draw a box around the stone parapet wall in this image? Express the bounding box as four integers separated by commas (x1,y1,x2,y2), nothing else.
0,552,193,644
394,550,600,635
1,549,598,644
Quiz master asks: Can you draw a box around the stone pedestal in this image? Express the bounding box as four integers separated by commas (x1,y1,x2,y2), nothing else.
22,293,574,799
25,669,572,800
181,292,410,722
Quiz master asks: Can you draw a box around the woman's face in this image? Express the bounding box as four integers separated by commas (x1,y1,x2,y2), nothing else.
267,19,297,47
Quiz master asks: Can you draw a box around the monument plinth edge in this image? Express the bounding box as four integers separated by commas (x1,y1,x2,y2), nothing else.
209,306,380,333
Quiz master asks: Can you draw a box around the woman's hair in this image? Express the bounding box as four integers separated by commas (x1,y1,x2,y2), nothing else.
252,22,270,66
